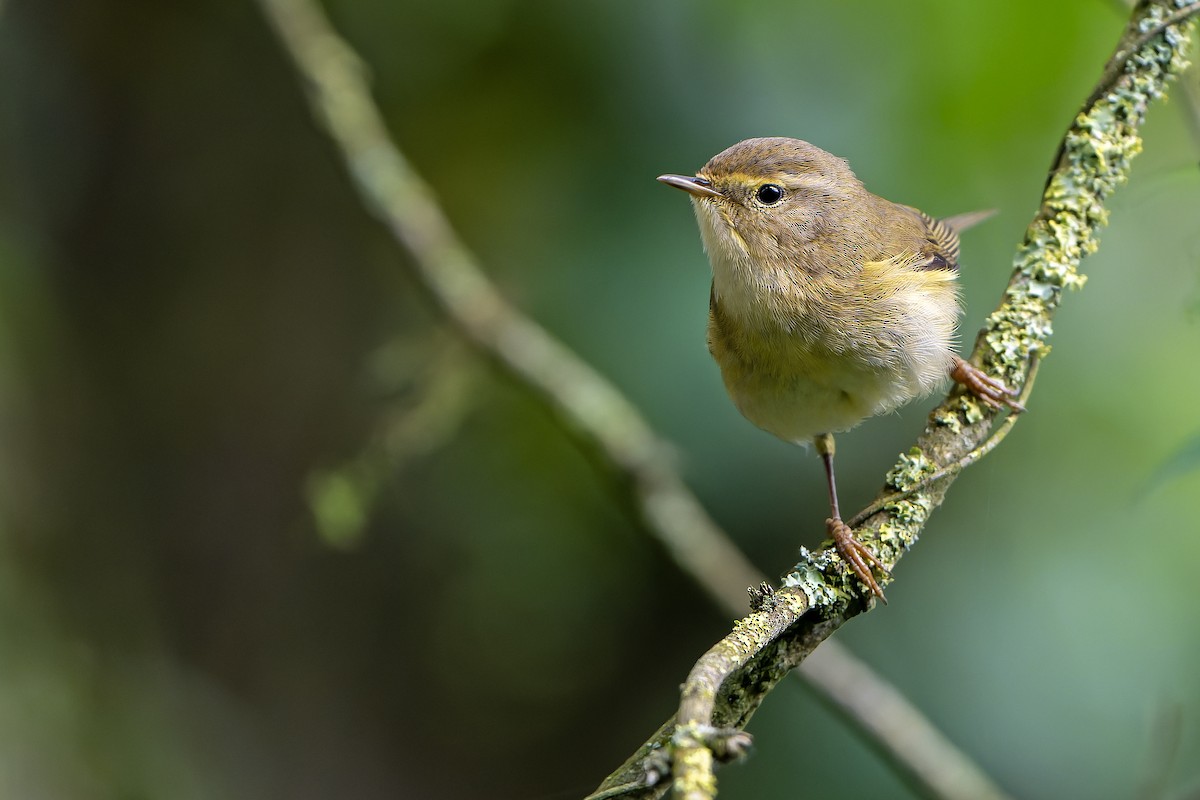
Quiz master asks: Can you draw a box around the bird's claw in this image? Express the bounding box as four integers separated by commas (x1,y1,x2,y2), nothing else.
951,356,1024,412
827,518,889,603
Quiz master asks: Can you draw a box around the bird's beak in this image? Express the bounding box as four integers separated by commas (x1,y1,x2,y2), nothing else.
656,174,724,199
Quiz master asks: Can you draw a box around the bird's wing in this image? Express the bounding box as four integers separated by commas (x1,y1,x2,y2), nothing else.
894,205,969,271
919,211,961,270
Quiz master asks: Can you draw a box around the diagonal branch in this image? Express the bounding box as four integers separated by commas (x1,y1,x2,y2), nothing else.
256,0,761,612
254,0,1016,798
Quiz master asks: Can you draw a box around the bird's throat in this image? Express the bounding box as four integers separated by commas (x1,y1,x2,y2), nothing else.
693,201,775,324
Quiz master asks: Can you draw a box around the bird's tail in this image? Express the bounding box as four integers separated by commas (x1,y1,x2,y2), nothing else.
940,209,997,233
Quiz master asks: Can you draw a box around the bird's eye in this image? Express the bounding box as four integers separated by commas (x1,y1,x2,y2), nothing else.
755,184,784,205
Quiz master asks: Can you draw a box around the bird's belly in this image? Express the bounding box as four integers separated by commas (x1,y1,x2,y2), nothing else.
707,289,956,445
723,367,897,445
715,345,921,448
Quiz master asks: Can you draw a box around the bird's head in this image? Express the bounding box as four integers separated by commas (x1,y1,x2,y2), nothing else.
657,137,866,267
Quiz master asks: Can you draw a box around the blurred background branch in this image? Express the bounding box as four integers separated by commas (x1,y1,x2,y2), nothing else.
257,0,763,601
306,332,482,549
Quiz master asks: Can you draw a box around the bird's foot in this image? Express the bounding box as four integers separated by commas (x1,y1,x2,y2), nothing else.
951,356,1024,412
827,517,889,603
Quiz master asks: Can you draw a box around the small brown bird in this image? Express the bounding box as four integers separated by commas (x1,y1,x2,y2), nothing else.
658,137,1019,601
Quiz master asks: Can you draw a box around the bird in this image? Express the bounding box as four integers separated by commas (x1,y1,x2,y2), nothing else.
657,137,1020,601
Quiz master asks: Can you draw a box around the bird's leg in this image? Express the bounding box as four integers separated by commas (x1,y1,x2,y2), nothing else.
814,433,888,602
950,355,1024,412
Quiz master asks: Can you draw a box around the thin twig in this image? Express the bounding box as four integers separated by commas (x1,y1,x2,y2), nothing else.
254,2,1011,799
307,334,480,548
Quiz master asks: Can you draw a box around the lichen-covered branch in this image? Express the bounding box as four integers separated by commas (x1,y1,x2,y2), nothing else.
657,2,1198,797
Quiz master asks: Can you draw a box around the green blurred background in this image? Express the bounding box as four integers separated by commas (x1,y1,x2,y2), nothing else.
1,1,1199,798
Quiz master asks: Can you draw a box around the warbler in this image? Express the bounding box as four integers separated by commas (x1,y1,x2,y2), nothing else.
658,137,1019,601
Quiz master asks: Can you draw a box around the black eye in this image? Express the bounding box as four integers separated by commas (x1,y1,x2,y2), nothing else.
755,183,784,205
